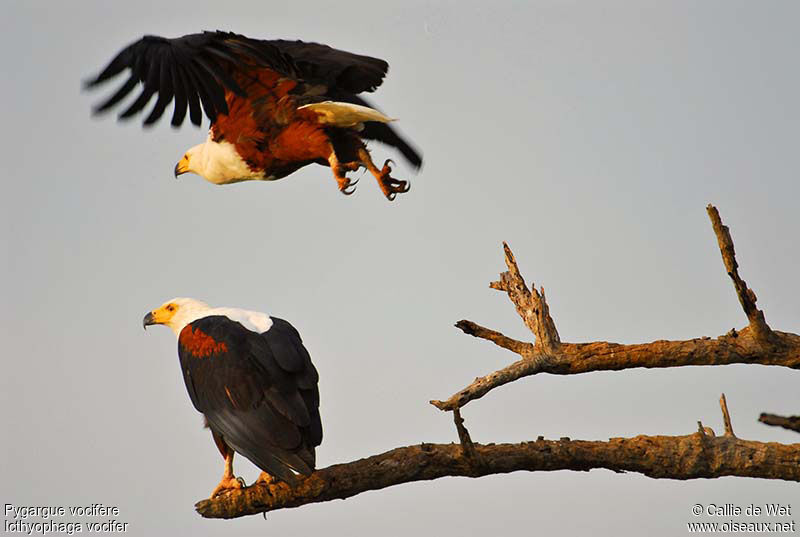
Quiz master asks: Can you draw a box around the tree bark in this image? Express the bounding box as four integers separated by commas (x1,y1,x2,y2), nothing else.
759,413,800,434
196,433,800,519
431,325,799,411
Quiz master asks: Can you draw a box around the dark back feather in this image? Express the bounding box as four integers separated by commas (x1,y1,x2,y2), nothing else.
178,315,322,482
268,40,388,93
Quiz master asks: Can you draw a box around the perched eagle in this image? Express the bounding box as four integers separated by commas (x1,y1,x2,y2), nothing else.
143,298,321,497
86,31,422,199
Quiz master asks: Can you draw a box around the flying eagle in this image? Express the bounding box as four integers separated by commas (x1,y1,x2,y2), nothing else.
143,298,322,497
86,31,422,199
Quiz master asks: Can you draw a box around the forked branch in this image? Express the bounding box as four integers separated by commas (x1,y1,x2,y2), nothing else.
431,205,798,411
489,242,561,353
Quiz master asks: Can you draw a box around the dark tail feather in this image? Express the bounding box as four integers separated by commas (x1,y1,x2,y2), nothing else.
330,93,423,169
361,121,423,169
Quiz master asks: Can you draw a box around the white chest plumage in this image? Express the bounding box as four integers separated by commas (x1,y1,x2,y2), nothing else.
188,134,268,185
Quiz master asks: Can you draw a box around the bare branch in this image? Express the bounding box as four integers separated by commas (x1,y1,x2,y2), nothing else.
455,320,534,355
759,413,800,434
452,408,482,467
490,242,560,352
433,206,796,412
706,205,773,342
431,328,800,411
719,393,736,438
196,433,800,518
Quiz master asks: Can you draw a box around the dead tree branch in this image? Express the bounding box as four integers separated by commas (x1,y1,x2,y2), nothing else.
489,242,561,353
719,393,736,438
759,413,800,434
706,204,774,343
432,329,799,411
452,408,484,469
196,431,800,518
431,205,798,411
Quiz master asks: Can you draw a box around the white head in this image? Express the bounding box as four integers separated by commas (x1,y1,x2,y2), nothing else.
143,297,213,336
143,297,273,336
174,136,264,185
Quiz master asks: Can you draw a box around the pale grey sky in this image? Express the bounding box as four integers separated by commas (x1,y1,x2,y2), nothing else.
2,1,798,536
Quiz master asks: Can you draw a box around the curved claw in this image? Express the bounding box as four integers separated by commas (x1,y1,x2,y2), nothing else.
337,176,359,196
380,175,410,200
380,159,395,176
391,179,410,191
342,182,357,195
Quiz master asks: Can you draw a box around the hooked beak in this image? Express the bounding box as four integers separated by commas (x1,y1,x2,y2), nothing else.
143,311,155,330
174,156,189,178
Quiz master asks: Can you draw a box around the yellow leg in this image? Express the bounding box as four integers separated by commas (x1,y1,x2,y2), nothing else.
357,148,410,200
328,152,360,195
209,447,244,498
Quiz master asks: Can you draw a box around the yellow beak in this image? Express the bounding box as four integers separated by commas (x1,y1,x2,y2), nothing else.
143,306,173,330
174,156,190,178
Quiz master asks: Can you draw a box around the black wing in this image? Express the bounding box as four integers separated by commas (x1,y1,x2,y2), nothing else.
178,315,321,483
269,40,387,94
262,317,322,449
85,31,297,127
85,31,389,128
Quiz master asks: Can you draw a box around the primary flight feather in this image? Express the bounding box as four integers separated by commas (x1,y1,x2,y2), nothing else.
86,31,422,199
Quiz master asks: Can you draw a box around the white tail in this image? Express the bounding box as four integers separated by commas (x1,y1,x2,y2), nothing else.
299,101,396,128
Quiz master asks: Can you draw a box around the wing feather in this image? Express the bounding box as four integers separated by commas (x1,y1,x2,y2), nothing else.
269,39,388,93
117,52,161,119
92,73,138,114
143,57,174,126
174,63,202,126
87,31,288,127
86,31,394,127
169,53,188,126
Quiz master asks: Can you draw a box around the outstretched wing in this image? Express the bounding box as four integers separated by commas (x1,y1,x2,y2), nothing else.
178,315,321,483
85,31,295,127
85,31,390,128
